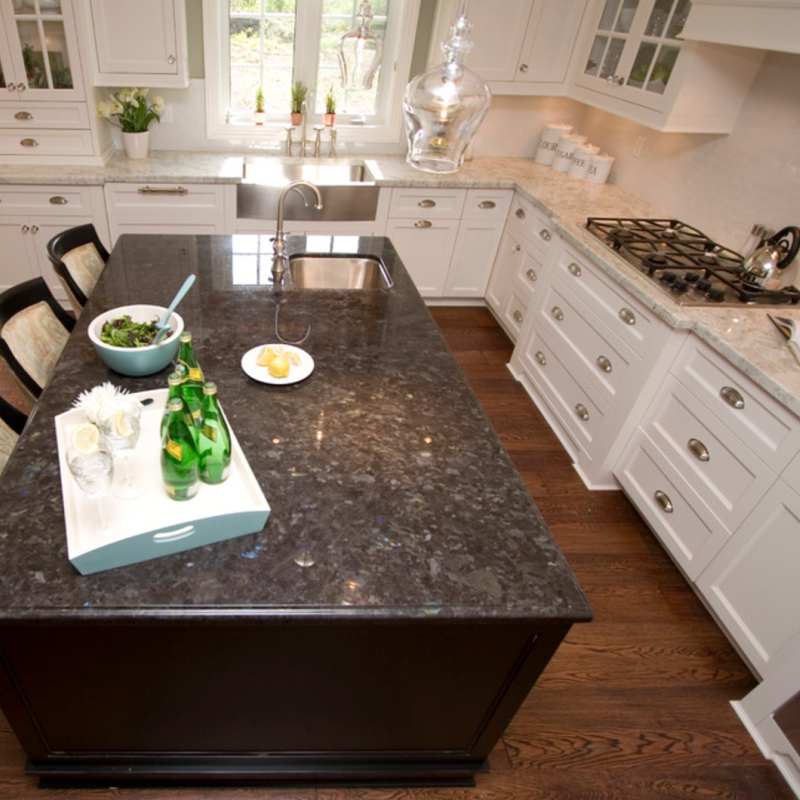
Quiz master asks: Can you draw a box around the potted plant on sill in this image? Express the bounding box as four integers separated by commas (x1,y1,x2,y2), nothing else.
291,81,307,126
254,86,266,126
324,86,336,127
97,88,164,160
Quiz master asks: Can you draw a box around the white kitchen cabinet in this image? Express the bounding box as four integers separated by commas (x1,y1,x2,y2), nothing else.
571,0,764,133
385,219,460,298
697,480,800,678
0,218,38,290
486,229,524,328
0,0,85,102
445,219,505,298
87,0,188,88
430,0,588,95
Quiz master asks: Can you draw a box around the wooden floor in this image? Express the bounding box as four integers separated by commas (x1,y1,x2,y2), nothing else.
0,308,792,799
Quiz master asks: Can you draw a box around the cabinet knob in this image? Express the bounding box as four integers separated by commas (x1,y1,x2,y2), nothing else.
720,386,744,409
512,309,524,324
654,490,674,513
519,63,529,73
535,351,546,366
596,355,612,373
539,228,552,242
414,219,432,229
418,199,436,208
515,208,526,220
568,262,582,277
574,403,590,422
20,137,38,147
619,307,636,326
14,110,32,120
687,438,710,462
30,224,38,234
513,244,522,252
478,200,496,209
526,268,537,283
551,306,564,321
21,224,29,233
167,54,177,65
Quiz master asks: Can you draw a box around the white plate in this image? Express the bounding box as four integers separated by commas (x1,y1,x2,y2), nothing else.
241,344,315,385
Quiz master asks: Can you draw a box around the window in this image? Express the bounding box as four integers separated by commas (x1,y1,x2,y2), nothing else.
203,0,421,142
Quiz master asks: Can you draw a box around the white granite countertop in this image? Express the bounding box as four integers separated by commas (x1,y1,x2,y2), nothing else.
3,151,799,416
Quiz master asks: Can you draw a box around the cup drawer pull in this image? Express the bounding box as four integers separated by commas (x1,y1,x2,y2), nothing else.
138,185,188,195
551,306,564,321
49,195,68,205
654,490,673,513
720,385,744,409
20,137,38,147
14,111,32,120
619,307,636,326
596,355,612,373
478,200,496,209
418,199,436,208
575,403,590,422
688,438,710,462
535,350,546,366
414,219,432,229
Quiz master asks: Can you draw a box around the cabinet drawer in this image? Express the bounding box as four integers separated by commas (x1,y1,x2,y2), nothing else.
512,247,543,304
556,247,670,358
0,185,99,217
672,337,800,472
388,188,465,220
616,430,730,580
507,194,554,252
0,129,94,156
0,103,90,129
536,279,636,413
461,189,512,222
502,289,528,340
520,332,606,455
644,379,774,532
105,183,227,226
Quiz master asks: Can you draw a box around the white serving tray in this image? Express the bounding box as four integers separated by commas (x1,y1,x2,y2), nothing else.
55,389,270,575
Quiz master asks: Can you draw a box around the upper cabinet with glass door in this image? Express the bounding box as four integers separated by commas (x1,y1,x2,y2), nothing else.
0,0,84,102
572,0,765,133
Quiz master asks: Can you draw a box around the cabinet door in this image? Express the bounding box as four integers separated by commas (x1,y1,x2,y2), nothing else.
486,229,523,317
90,0,179,77
0,12,15,95
1,0,84,101
697,480,800,678
0,218,36,290
444,219,504,298
462,0,535,82
517,0,588,84
385,219,459,298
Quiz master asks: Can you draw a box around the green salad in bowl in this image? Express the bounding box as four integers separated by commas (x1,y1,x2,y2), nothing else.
100,315,170,348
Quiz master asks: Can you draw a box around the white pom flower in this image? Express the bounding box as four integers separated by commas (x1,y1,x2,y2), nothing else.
96,100,112,119
73,382,130,425
152,95,165,114
135,87,149,98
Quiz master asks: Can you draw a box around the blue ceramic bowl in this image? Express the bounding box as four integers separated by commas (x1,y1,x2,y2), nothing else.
88,304,184,377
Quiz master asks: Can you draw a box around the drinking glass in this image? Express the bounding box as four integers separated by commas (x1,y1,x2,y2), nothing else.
98,400,142,498
67,440,114,534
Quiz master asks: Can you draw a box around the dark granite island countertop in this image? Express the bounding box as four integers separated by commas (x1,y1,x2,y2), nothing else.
0,234,590,786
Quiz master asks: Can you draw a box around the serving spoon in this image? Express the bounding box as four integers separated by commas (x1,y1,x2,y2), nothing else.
154,274,196,345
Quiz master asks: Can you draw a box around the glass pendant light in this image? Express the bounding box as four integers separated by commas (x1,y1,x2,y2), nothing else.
403,2,491,174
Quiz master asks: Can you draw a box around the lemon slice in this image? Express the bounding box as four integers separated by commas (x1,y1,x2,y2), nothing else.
71,423,100,455
257,346,280,367
113,410,133,438
268,353,290,378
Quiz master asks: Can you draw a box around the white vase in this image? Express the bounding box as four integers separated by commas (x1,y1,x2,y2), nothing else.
122,131,150,160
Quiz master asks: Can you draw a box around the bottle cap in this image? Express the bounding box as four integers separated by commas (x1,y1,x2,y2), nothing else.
167,371,184,386
167,397,184,412
180,332,192,343
202,381,217,396
174,363,188,377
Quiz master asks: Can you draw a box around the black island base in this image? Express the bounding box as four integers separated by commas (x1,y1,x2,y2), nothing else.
0,234,591,787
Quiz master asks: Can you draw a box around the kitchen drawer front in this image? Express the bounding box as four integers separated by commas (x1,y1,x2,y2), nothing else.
782,451,800,496
502,289,528,341
0,129,94,157
461,189,512,222
536,279,637,412
512,247,544,305
520,331,606,455
615,430,730,580
0,186,99,217
388,188,466,220
556,247,670,358
0,103,90,129
672,336,800,471
105,183,227,226
507,194,554,254
644,378,775,532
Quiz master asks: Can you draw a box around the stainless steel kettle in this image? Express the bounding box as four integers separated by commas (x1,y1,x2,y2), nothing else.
742,226,800,289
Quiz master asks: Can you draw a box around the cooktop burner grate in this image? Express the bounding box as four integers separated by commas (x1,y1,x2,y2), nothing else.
586,217,800,307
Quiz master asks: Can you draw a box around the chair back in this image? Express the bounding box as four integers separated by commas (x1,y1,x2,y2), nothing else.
0,278,75,398
0,395,26,476
47,224,109,308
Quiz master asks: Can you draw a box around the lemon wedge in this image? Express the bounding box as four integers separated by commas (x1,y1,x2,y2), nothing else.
71,423,100,455
268,353,290,378
257,346,280,367
113,410,133,438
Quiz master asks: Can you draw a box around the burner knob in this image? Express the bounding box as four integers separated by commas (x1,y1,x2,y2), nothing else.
707,288,725,302
660,271,677,284
696,279,711,291
684,272,700,283
672,280,689,293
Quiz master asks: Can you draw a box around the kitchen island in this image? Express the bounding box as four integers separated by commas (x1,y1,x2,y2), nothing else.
0,234,590,786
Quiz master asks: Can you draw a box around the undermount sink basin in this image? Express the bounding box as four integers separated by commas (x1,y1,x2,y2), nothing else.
288,255,393,290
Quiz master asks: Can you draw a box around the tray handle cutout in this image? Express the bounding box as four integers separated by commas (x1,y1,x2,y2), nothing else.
153,525,196,544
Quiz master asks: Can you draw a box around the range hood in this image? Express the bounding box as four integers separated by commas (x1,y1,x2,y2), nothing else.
682,0,800,54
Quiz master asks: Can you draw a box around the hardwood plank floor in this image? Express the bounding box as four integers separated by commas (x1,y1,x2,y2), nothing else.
0,307,791,799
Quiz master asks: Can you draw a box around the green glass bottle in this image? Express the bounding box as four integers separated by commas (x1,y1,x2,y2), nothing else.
161,370,189,438
161,397,200,501
177,332,204,427
197,382,232,484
